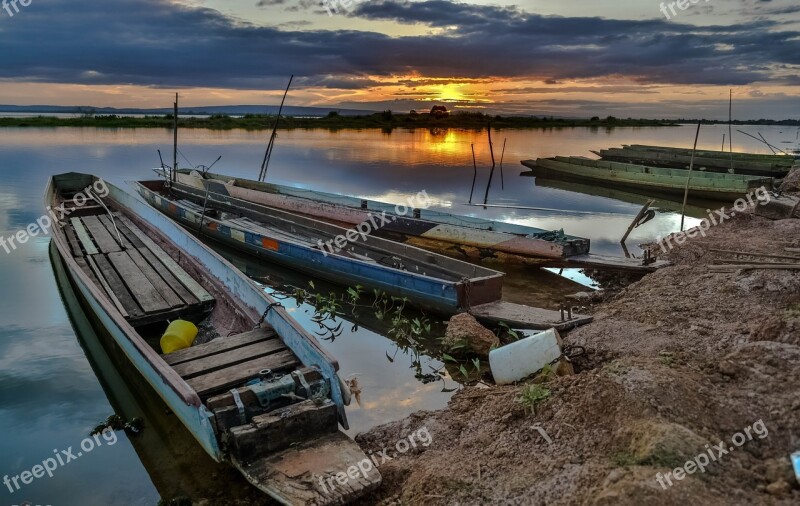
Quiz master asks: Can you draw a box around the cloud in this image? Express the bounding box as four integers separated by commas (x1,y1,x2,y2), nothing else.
0,0,797,92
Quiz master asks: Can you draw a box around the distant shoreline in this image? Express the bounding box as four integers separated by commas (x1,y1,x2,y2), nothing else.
0,113,679,130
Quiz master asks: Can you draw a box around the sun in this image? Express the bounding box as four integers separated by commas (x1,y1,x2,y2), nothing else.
437,84,465,102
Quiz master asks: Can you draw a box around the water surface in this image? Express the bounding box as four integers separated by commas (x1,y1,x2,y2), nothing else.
0,124,795,504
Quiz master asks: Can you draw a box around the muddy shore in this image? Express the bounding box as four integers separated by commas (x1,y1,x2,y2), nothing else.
354,203,800,504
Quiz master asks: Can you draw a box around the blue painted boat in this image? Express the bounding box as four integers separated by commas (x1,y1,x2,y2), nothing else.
134,178,506,315
47,172,381,504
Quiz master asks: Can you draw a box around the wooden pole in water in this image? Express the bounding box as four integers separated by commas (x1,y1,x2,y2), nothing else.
680,120,702,231
482,124,496,206
721,134,725,152
728,89,733,173
173,93,178,183
469,143,477,204
498,138,507,190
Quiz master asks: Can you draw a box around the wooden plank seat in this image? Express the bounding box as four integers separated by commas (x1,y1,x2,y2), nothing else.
63,211,215,327
163,328,301,399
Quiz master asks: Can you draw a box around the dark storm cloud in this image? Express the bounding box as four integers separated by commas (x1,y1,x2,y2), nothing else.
0,0,797,88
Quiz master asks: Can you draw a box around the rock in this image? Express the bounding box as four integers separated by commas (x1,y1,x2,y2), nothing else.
766,480,791,497
442,313,500,356
779,167,800,193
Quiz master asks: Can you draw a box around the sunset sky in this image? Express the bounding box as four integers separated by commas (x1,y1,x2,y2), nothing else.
0,0,798,118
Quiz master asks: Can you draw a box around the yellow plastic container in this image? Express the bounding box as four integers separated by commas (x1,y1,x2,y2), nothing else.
160,320,199,354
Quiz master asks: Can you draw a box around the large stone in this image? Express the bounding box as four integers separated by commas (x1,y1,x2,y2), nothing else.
443,313,500,356
779,167,800,193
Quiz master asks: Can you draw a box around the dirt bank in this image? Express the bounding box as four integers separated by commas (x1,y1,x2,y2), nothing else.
355,206,800,505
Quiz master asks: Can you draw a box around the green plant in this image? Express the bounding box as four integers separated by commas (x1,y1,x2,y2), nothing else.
658,351,674,367
516,383,551,415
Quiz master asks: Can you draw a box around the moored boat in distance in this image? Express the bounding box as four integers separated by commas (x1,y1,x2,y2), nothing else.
163,169,591,262
47,172,380,505
594,145,794,177
134,177,593,330
628,144,797,164
521,156,773,201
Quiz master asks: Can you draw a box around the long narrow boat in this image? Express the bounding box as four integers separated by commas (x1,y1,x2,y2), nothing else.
134,178,593,330
47,172,380,505
161,169,590,261
594,146,792,177
521,157,773,201
628,144,797,164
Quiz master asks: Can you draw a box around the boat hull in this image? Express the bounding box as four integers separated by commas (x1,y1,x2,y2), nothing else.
135,182,504,314
522,158,773,201
47,174,349,460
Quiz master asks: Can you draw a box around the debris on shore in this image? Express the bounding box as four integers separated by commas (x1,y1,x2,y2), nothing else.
355,192,800,505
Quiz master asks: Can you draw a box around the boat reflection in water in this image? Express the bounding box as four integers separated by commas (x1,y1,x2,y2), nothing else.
522,173,717,220
49,241,263,505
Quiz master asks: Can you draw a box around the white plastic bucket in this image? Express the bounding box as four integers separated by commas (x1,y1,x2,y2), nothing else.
489,328,563,385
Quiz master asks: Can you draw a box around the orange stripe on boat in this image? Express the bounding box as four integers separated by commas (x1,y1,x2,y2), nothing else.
261,237,279,250
207,222,218,231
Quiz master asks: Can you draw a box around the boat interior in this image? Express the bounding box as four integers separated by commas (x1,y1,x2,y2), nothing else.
51,174,337,455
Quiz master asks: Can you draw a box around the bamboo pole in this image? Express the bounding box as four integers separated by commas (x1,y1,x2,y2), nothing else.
469,143,477,204
499,138,507,190
728,89,733,173
482,125,496,206
680,120,702,231
173,93,178,182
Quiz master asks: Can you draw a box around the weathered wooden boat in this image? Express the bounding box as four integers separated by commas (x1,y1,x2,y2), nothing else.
521,157,773,201
134,178,593,330
594,146,792,177
50,240,267,503
47,172,380,505
160,169,590,261
628,144,797,164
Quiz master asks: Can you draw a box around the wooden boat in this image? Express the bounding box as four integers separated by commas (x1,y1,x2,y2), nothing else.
594,146,793,177
47,172,380,505
49,240,267,503
134,178,592,330
135,178,505,314
628,144,797,164
161,169,590,261
521,157,773,201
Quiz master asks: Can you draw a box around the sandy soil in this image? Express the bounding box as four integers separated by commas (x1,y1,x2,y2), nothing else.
354,204,800,505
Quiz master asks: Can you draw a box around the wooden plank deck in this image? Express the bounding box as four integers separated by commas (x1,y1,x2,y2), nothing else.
186,350,299,398
164,328,276,366
81,215,122,254
106,251,169,313
165,328,299,399
62,210,215,327
117,213,214,304
70,217,99,255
